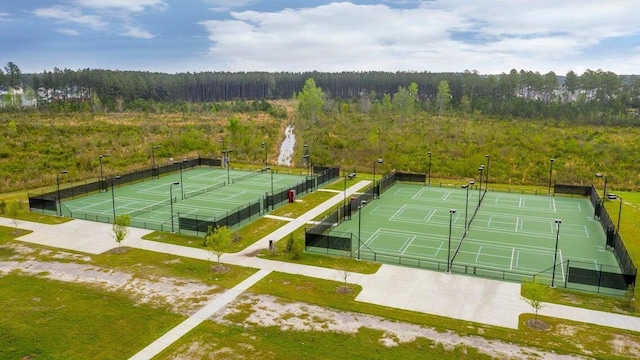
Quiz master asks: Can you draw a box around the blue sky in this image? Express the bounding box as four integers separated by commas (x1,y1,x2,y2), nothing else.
2,0,640,74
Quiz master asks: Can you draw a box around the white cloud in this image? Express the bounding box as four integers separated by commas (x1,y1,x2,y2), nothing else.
34,6,108,30
205,0,256,12
197,1,640,74
57,28,81,36
122,26,155,39
75,0,168,12
0,12,11,21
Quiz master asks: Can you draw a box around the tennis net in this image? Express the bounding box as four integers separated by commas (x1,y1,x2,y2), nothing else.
184,181,226,200
128,198,173,217
231,169,264,184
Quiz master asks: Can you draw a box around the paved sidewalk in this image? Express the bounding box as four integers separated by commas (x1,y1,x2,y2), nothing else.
128,269,272,360
3,178,640,356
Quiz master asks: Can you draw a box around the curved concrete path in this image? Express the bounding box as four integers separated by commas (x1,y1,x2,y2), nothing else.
3,179,640,359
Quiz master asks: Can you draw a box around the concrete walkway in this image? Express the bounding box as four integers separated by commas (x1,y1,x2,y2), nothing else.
3,179,640,357
128,269,272,360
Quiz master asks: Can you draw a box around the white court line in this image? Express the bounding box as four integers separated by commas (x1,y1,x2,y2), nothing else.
423,209,434,221
389,204,407,221
399,236,416,255
515,250,520,268
412,187,427,200
494,196,499,204
515,217,520,232
441,191,451,201
583,225,589,238
577,203,582,212
487,216,493,227
434,241,443,257
475,246,483,262
425,208,437,222
559,250,565,282
552,198,557,213
518,197,523,208
509,247,515,270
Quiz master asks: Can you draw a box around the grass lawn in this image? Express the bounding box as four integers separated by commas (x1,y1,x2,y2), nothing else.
157,271,640,359
0,274,185,360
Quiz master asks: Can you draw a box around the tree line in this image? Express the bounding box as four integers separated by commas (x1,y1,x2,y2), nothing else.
1,61,639,124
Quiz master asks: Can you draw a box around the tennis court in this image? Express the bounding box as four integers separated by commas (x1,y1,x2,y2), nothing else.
61,167,307,231
331,183,620,284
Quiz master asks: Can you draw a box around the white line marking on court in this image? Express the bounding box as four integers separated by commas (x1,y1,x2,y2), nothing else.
389,205,406,221
425,209,437,222
494,196,499,204
434,241,443,257
515,250,520,268
413,187,427,200
515,217,520,232
577,203,582,212
552,198,557,213
518,197,523,208
475,246,483,262
441,191,451,202
510,247,515,270
487,216,493,227
583,226,589,238
400,236,416,255
593,260,599,271
423,209,434,221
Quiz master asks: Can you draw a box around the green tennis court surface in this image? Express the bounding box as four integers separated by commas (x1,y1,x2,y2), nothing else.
331,183,619,283
62,168,306,231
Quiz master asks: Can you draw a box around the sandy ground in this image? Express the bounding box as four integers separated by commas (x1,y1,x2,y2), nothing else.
0,243,600,359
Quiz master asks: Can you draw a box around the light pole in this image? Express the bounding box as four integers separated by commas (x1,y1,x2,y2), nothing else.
174,160,187,200
264,167,274,210
548,158,554,196
99,153,109,192
608,193,623,236
56,170,68,216
478,165,484,206
152,145,161,179
551,219,562,287
222,150,232,184
357,200,366,260
170,182,180,233
262,142,267,169
595,173,607,202
447,209,456,273
462,181,473,231
344,174,347,206
373,158,383,198
219,139,225,168
427,151,432,186
111,175,121,221
485,154,490,192
303,144,311,176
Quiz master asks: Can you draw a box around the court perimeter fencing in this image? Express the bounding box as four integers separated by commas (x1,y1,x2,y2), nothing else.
29,159,340,235
306,173,637,292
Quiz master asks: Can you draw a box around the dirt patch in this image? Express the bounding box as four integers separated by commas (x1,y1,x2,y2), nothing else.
336,285,352,294
0,259,219,315
211,264,230,273
106,246,130,254
525,319,551,331
212,294,589,359
610,334,640,358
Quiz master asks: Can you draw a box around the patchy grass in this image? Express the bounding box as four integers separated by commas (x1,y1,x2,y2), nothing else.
92,247,257,288
156,317,493,360
142,217,288,253
0,274,184,360
522,281,638,317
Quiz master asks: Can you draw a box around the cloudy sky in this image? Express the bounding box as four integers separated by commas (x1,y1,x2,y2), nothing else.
2,0,640,75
